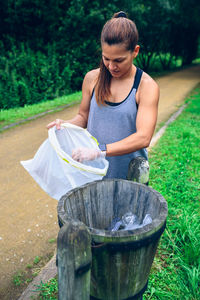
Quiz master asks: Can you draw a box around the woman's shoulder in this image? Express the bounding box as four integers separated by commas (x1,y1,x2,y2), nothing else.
136,70,159,104
84,68,100,85
83,68,100,95
140,71,159,91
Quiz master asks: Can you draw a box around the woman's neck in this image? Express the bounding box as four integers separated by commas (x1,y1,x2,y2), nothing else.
112,64,136,82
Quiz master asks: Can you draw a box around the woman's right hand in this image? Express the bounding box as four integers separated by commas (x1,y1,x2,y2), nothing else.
46,119,65,130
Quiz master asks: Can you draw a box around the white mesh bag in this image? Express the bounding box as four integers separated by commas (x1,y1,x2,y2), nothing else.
21,123,109,200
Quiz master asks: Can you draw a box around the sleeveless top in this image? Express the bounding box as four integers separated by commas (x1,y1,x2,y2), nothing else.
87,67,148,179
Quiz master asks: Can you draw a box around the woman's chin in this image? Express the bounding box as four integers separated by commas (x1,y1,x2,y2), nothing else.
110,71,120,77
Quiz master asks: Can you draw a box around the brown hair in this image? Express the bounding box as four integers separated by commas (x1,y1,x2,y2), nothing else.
95,11,139,105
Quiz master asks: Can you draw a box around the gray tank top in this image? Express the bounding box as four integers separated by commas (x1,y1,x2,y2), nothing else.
87,67,148,179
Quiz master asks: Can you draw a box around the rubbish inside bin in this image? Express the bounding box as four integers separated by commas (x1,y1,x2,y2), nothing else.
109,212,152,231
21,123,109,200
108,217,122,231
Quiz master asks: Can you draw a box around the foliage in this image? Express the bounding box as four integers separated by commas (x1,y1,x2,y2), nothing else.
168,0,200,65
34,278,58,300
0,0,199,109
0,43,75,109
33,256,41,265
13,271,25,286
126,0,200,69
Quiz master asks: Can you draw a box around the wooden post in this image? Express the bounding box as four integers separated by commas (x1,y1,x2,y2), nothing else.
57,220,91,300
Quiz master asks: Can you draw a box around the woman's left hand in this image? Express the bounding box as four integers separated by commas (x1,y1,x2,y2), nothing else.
72,148,106,163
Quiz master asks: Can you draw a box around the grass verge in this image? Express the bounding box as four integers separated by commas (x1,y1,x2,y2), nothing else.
0,91,81,131
33,85,200,299
144,85,200,299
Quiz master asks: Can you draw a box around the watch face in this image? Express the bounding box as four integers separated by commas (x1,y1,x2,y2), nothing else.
99,144,106,151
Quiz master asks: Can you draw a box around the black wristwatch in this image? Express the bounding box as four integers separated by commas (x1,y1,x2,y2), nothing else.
98,144,107,152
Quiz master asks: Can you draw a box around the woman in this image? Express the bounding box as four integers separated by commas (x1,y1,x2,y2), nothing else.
47,11,159,180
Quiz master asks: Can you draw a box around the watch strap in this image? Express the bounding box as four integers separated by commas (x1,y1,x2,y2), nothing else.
98,144,107,152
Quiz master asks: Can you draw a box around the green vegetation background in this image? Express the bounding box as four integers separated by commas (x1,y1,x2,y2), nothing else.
0,0,200,110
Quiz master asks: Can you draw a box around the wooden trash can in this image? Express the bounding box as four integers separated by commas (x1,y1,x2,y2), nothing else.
58,179,168,300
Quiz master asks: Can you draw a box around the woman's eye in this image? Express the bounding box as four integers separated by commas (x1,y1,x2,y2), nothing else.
103,57,123,63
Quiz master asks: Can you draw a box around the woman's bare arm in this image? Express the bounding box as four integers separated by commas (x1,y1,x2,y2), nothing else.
106,75,159,156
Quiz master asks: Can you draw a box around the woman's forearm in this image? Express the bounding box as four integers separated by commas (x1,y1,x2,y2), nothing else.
66,113,88,128
106,131,151,157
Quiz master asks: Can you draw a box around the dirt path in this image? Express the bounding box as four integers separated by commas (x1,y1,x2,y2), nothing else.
0,65,199,299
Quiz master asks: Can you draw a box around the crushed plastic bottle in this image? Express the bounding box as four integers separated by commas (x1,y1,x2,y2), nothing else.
109,212,152,231
121,212,139,230
108,217,123,231
122,212,138,226
111,220,123,231
142,214,152,226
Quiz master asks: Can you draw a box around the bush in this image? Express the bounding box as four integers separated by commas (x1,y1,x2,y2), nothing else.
0,44,74,109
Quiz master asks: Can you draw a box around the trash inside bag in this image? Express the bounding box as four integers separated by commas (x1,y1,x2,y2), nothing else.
109,212,152,231
21,123,109,200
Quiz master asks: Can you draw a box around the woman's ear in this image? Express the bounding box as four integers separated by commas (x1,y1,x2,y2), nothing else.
133,45,140,59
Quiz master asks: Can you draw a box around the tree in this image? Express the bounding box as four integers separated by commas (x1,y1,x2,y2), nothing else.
168,0,200,65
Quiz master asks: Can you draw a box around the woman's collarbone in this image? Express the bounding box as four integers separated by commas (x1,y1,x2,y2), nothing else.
108,82,133,103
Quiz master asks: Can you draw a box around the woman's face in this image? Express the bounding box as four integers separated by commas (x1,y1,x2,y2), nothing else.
102,43,139,78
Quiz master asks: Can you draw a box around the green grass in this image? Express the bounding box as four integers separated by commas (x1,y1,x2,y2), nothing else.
144,85,200,299
33,256,41,265
34,86,200,299
0,91,81,131
48,238,56,244
11,252,54,296
13,271,25,287
34,278,58,300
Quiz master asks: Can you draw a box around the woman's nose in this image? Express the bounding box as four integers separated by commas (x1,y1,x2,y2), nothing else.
109,61,117,70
